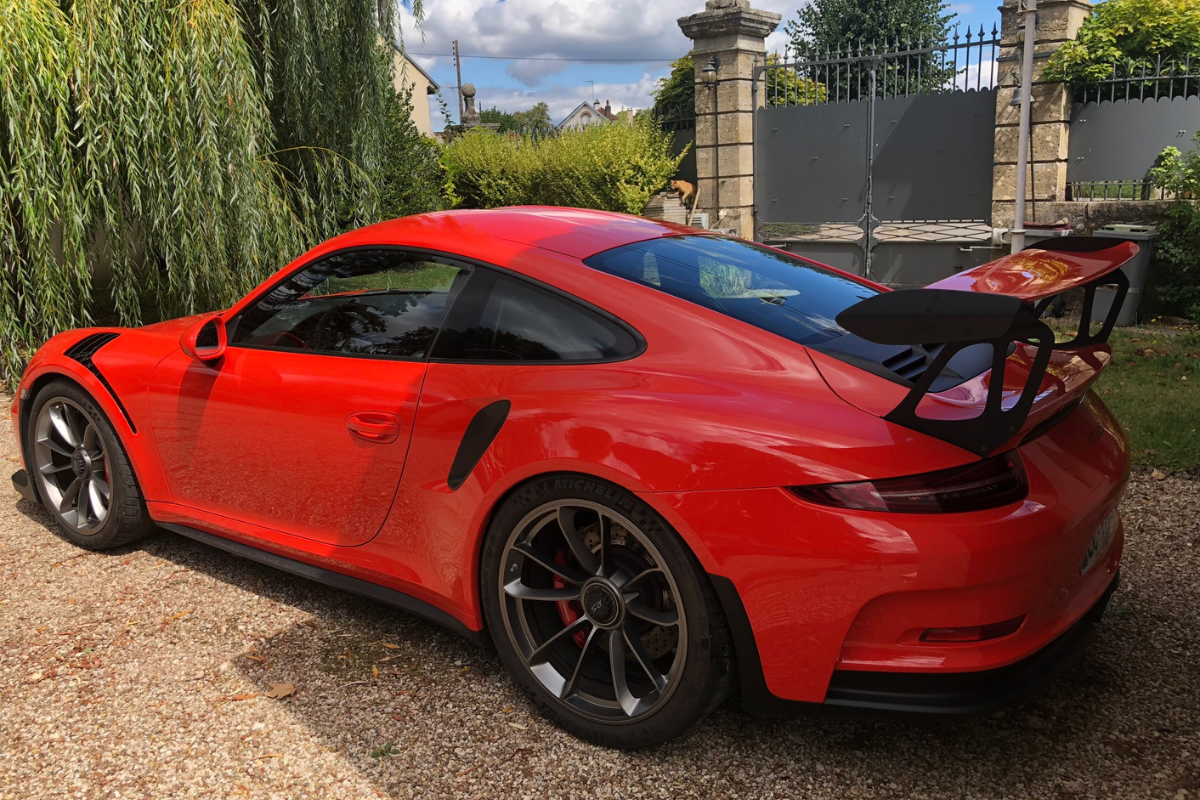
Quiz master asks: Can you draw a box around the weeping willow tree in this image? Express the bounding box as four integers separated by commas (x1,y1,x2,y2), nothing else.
0,0,422,386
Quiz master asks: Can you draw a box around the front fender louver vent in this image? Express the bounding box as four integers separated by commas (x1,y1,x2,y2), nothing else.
64,333,137,433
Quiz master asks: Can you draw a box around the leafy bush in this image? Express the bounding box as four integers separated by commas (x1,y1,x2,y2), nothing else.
378,87,444,219
1044,0,1200,88
441,115,685,215
480,102,556,137
1148,135,1200,321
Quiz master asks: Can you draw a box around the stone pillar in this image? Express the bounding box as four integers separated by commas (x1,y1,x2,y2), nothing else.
991,0,1091,229
679,0,780,239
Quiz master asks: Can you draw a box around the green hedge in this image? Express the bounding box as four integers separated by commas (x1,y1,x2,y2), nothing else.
441,115,685,215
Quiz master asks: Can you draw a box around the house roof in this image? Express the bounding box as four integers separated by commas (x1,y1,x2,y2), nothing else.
390,42,440,93
557,101,606,129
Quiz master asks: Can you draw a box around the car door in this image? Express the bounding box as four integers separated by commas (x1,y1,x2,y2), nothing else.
148,248,472,547
378,266,646,601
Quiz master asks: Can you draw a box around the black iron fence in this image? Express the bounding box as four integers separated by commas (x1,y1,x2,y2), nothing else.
652,102,695,132
1066,180,1177,201
1078,56,1200,104
761,26,1000,107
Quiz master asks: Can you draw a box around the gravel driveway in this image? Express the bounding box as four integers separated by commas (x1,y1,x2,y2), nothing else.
2,396,1197,800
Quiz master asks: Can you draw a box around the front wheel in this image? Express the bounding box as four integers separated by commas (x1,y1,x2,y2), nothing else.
27,381,155,550
481,476,734,748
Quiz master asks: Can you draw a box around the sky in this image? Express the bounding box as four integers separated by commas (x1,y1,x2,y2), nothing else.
397,0,1003,131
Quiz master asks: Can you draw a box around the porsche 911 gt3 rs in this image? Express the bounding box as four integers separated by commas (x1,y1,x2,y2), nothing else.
11,208,1131,748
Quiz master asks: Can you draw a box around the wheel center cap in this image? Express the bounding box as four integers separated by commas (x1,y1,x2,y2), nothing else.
582,582,621,628
71,450,91,478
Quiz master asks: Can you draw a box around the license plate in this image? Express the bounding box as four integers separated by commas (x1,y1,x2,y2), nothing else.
1080,512,1118,575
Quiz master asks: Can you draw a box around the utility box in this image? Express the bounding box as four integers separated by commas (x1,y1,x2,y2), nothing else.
1090,224,1159,327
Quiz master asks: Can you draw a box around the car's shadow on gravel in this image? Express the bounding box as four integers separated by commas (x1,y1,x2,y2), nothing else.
16,505,1197,798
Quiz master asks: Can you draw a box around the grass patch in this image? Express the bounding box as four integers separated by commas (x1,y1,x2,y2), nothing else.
1094,325,1200,472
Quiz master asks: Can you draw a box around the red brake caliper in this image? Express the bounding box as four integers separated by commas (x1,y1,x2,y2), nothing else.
553,550,588,647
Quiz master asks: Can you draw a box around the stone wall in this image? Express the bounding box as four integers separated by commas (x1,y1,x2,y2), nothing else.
1032,200,1175,234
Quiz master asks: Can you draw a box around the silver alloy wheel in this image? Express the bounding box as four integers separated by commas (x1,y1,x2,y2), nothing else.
33,399,112,534
499,500,688,723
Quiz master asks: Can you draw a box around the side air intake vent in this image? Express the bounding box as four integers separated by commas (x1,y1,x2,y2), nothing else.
64,333,137,433
64,332,120,364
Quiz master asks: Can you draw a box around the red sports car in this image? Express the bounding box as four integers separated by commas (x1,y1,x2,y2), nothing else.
11,208,1131,748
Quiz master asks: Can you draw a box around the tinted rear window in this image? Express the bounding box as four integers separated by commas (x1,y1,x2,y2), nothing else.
582,236,878,346
431,270,640,362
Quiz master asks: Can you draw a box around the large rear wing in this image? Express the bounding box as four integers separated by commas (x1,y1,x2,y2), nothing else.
834,238,1136,457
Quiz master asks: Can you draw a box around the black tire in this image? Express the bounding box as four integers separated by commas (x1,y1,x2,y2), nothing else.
481,474,735,748
26,380,155,550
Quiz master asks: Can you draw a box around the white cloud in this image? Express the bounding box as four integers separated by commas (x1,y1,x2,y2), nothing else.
399,0,804,85
398,0,808,126
505,58,571,86
954,57,997,91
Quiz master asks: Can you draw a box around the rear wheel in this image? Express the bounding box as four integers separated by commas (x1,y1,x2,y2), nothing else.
481,476,734,748
28,381,154,550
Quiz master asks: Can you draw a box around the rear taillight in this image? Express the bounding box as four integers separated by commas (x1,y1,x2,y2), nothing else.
790,452,1028,513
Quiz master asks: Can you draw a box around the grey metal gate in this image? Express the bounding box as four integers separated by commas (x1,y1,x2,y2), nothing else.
1067,56,1200,201
754,30,1000,284
655,102,698,184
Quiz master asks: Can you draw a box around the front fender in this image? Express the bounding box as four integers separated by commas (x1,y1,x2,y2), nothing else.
15,331,173,502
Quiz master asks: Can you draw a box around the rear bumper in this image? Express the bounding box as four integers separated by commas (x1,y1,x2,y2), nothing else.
655,391,1129,704
718,571,1118,717
12,470,37,503
821,570,1119,716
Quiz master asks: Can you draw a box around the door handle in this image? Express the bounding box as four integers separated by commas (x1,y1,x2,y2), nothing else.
345,412,401,444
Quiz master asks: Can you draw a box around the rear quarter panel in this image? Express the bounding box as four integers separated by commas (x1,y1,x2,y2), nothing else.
359,247,985,628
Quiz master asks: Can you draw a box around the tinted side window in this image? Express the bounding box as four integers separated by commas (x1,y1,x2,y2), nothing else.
230,250,470,359
431,270,639,362
583,235,878,347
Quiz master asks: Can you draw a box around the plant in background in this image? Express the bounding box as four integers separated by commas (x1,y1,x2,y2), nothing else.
510,103,557,138
653,53,696,118
785,0,957,96
763,54,829,106
0,0,424,387
434,90,455,130
0,1,92,381
440,130,539,209
1148,135,1200,322
1044,0,1200,90
786,0,956,53
653,52,827,112
480,105,519,131
441,115,685,215
378,87,444,219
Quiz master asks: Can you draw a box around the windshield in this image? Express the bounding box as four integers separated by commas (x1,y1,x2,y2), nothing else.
582,236,878,347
